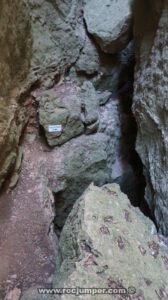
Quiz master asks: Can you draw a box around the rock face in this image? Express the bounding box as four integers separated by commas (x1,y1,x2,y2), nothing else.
38,83,84,147
0,95,29,189
0,1,30,188
21,184,168,300
133,1,168,234
2,0,168,297
0,0,84,188
0,0,31,97
40,133,110,229
37,80,100,146
75,34,100,75
84,0,133,54
29,0,84,81
0,0,136,190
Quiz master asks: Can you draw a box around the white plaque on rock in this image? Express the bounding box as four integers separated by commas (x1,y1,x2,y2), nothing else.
48,125,62,133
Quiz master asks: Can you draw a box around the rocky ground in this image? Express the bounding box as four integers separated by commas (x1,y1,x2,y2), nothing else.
0,0,168,299
0,133,57,299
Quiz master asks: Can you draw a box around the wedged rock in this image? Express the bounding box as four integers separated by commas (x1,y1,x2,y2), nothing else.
45,133,110,228
97,91,112,106
38,83,84,147
53,184,168,299
98,97,121,175
80,81,99,127
38,80,101,146
133,3,168,234
84,0,133,54
75,34,100,75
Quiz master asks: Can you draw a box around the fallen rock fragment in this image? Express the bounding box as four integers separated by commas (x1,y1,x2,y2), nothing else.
84,0,133,54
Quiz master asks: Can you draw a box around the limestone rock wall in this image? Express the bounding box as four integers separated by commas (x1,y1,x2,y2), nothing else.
3,1,168,297
0,0,31,97
133,0,168,234
0,0,84,188
0,0,31,188
0,0,136,201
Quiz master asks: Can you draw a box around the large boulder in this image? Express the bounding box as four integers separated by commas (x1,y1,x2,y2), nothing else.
37,81,99,146
84,0,133,54
21,184,168,300
53,184,168,299
44,133,110,228
133,1,168,234
38,83,84,147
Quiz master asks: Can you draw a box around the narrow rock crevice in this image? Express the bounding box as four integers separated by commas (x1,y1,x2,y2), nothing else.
117,43,157,226
50,41,157,237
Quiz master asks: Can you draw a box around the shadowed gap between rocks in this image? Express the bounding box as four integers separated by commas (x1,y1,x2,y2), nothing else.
116,48,157,227
50,42,158,237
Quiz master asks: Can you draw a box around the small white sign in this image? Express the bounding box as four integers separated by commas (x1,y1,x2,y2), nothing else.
48,125,62,133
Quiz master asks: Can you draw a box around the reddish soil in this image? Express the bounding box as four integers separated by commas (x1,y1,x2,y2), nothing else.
0,134,57,299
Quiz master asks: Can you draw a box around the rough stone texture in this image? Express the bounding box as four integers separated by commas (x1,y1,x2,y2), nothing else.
42,133,110,228
98,97,121,178
0,0,85,187
0,1,30,188
75,34,100,75
80,81,99,128
133,0,164,68
133,2,168,234
0,0,31,97
4,0,168,298
84,0,133,54
37,83,84,147
37,79,102,146
21,184,168,300
54,184,168,299
0,97,28,189
29,0,85,82
0,0,138,191
69,52,122,96
0,0,138,226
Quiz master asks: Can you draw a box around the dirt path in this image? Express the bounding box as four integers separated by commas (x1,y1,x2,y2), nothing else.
0,135,57,299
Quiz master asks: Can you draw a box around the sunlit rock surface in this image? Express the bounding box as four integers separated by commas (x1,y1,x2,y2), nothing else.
84,0,133,53
21,184,168,300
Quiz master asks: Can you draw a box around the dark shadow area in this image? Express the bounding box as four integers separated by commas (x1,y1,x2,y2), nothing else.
117,42,157,225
